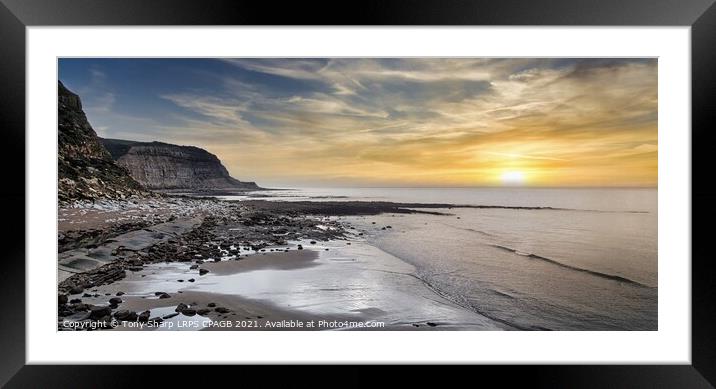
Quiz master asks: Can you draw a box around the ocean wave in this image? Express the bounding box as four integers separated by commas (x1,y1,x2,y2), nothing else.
491,244,653,288
439,223,496,237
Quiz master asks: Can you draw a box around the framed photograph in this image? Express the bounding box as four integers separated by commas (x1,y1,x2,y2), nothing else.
2,0,715,385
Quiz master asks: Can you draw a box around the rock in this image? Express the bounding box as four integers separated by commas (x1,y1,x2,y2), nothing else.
58,294,68,305
138,310,151,322
82,293,92,297
175,303,189,312
297,245,303,250
214,307,230,314
162,312,179,319
158,292,171,299
197,308,211,315
64,311,91,321
109,297,122,305
113,310,133,320
182,309,197,316
189,264,198,269
90,305,112,319
310,241,316,244
426,322,437,327
70,298,82,304
188,278,195,283
207,302,216,307
177,279,184,282
71,303,90,311
199,268,209,275
69,286,84,295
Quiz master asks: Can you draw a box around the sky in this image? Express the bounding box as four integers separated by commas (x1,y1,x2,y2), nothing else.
58,58,657,188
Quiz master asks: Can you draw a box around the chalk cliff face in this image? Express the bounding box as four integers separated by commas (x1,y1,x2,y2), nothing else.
58,81,146,202
101,139,260,191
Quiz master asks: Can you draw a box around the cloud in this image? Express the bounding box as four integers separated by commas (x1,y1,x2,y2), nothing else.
90,58,657,187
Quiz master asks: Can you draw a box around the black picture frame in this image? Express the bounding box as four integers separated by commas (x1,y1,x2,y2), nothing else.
1,0,714,386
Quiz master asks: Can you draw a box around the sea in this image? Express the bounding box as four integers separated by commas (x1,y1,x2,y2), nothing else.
218,187,657,331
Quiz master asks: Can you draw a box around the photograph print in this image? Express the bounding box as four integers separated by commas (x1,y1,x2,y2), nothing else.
57,58,657,331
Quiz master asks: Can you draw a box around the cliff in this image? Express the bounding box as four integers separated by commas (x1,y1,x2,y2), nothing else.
100,138,260,191
58,81,146,202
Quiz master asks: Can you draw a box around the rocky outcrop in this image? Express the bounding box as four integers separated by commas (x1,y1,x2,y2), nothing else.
58,81,146,203
101,138,260,191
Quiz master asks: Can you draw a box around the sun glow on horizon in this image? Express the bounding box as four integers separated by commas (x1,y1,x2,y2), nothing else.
500,171,527,186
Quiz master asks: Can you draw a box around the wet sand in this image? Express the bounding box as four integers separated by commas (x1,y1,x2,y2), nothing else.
67,240,505,331
201,249,319,275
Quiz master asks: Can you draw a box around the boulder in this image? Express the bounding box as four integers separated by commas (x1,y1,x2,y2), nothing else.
69,286,84,295
138,310,151,322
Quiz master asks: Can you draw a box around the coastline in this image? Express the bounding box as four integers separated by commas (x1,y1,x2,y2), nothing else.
58,195,505,331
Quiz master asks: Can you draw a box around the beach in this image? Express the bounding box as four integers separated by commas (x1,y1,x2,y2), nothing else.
57,187,657,331
57,194,507,331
